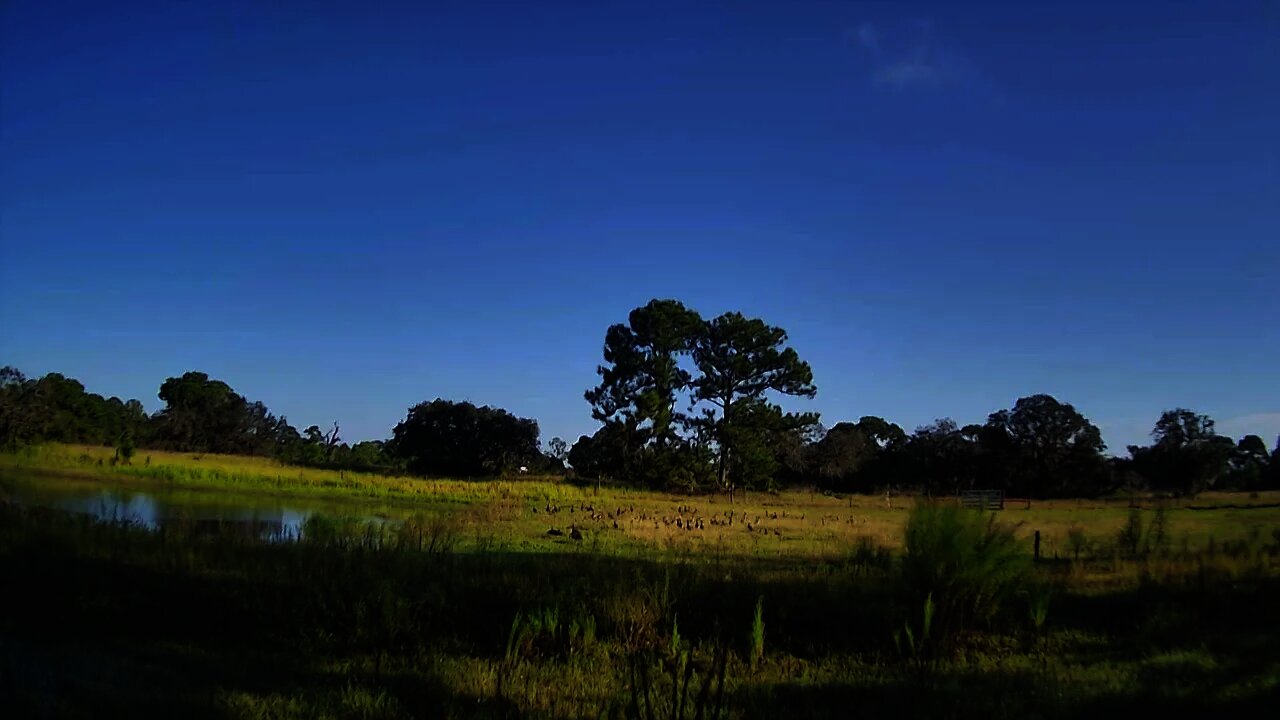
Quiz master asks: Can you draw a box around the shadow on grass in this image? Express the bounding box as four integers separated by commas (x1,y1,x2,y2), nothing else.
2,505,1279,718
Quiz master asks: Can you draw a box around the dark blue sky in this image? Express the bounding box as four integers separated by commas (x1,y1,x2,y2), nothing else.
3,1,1278,452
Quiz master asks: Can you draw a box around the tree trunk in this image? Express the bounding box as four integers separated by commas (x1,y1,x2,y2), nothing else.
720,445,732,504
719,395,732,503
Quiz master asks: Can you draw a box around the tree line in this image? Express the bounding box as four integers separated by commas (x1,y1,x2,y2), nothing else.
567,300,1277,497
0,367,555,475
3,298,1277,496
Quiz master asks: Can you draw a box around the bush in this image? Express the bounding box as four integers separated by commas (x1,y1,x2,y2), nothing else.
505,606,598,660
116,432,136,464
1066,525,1090,560
849,536,893,575
748,595,765,670
900,501,1032,650
1117,507,1144,557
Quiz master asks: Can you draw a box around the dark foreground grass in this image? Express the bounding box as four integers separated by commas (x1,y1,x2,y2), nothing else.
1,504,1278,719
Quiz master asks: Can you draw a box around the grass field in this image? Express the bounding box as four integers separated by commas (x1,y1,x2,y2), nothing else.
3,444,1279,717
4,443,1279,561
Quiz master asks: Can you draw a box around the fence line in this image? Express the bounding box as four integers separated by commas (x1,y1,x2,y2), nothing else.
959,489,1004,511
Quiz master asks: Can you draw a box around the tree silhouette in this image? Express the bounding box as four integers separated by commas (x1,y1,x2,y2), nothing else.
690,312,817,494
389,399,540,477
548,437,569,463
983,394,1107,497
1129,409,1233,496
585,299,704,452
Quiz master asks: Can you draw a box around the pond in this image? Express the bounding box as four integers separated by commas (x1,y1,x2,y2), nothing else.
0,470,383,540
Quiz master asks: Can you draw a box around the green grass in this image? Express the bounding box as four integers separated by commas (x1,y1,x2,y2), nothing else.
0,442,562,502
6,443,1280,562
1,501,1277,718
3,444,1280,716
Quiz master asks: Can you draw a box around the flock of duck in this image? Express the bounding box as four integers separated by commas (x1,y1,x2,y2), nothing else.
537,501,812,541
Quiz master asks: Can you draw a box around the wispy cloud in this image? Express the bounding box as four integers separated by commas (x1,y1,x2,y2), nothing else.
876,57,938,89
91,330,267,338
855,23,880,56
849,21,971,90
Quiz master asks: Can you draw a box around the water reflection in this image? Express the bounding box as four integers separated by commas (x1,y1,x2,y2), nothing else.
0,474,332,541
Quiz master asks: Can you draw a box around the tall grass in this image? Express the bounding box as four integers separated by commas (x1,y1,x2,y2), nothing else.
748,595,765,671
900,501,1032,649
0,443,570,504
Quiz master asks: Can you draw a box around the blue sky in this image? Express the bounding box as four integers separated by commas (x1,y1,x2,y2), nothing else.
2,1,1277,453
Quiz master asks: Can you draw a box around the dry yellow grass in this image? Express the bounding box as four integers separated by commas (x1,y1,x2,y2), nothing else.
5,443,1279,561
